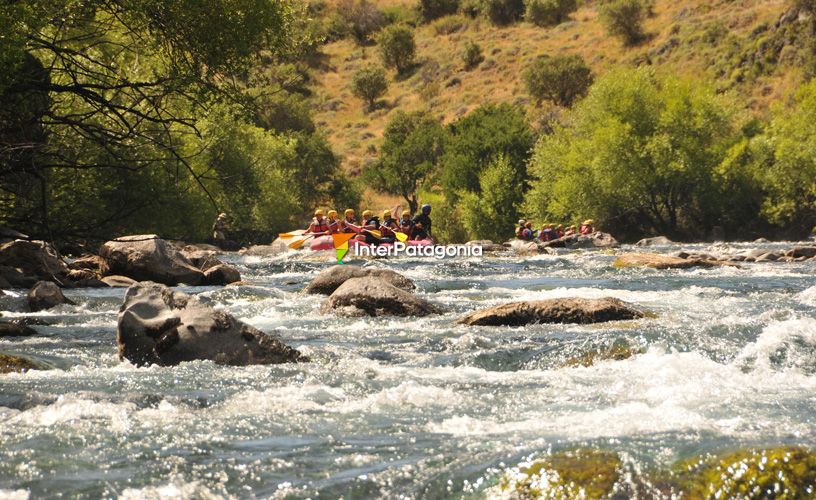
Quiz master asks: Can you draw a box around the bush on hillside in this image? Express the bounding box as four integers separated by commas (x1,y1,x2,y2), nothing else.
460,154,521,242
377,24,417,73
419,0,460,22
524,0,577,27
523,54,593,107
482,0,526,25
599,0,647,46
351,65,389,111
335,0,386,44
431,14,469,35
463,41,485,69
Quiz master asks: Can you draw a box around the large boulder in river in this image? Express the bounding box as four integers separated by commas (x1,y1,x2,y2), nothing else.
305,265,414,295
542,232,619,249
614,252,728,270
27,281,74,312
457,297,644,326
0,240,69,283
100,235,204,286
117,282,306,367
320,276,440,317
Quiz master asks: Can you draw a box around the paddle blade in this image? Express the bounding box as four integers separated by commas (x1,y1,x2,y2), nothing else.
288,235,313,249
279,229,306,239
395,232,408,242
367,230,382,238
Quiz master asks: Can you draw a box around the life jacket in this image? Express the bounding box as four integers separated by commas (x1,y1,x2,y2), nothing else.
580,225,593,235
341,217,357,233
515,226,525,239
380,219,396,237
399,217,412,233
326,218,340,233
311,217,329,233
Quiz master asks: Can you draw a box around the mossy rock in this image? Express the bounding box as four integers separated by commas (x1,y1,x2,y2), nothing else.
564,338,644,368
0,352,43,374
669,447,816,499
497,449,621,499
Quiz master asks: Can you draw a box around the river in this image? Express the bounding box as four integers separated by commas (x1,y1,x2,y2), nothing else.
1,241,815,498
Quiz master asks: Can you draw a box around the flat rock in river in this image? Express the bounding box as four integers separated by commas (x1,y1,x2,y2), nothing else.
305,265,414,295
457,297,645,326
614,253,729,270
100,235,204,286
320,276,440,317
117,282,307,367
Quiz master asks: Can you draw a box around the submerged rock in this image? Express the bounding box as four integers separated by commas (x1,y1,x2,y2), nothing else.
614,252,728,270
305,265,414,295
320,276,440,317
457,297,645,326
636,236,675,247
667,447,816,499
0,321,38,338
117,282,307,367
100,235,204,286
27,281,74,312
202,264,242,286
0,352,45,374
466,240,508,252
564,338,644,367
494,449,621,499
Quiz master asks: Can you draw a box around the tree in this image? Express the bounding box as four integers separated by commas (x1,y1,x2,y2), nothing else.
599,0,647,46
335,0,386,44
439,103,535,203
524,0,577,27
460,155,521,241
524,68,745,240
363,111,446,213
377,24,417,73
419,0,460,22
523,54,593,107
482,0,526,25
463,41,485,70
351,66,389,111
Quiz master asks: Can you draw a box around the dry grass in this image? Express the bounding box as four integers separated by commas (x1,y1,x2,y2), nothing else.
311,0,797,203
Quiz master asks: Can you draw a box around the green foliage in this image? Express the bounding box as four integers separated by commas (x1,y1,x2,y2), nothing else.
463,41,485,69
439,103,535,204
459,155,522,241
524,68,745,240
599,0,647,46
524,0,577,27
669,447,816,498
377,24,417,73
523,54,593,107
363,111,446,213
351,65,389,111
419,0,460,22
431,14,470,35
333,0,386,44
481,0,526,25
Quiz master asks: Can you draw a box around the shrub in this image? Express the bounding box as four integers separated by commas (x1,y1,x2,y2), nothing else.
431,14,469,35
599,0,647,46
460,154,521,241
351,65,388,111
336,0,386,44
523,54,593,107
524,0,577,26
463,41,484,69
419,0,460,22
376,24,417,73
482,0,526,25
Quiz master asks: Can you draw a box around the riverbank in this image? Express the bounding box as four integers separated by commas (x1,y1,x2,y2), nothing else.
2,238,816,496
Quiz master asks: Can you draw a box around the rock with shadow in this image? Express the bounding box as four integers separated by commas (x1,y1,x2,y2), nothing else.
457,297,645,326
320,276,440,317
117,282,307,367
305,265,415,295
27,280,74,312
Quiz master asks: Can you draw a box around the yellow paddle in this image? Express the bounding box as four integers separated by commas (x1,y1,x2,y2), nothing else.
288,232,327,249
278,229,307,239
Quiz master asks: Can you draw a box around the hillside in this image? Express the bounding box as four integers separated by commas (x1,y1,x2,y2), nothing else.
309,0,804,208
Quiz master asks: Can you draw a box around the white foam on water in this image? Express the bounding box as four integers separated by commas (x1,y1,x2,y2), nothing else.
736,317,816,371
0,490,29,500
5,396,135,432
118,476,230,500
796,285,816,306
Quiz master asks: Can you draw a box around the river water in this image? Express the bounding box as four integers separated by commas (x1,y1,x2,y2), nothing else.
1,242,815,498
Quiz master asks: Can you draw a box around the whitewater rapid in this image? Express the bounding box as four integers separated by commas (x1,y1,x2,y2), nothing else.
1,242,815,497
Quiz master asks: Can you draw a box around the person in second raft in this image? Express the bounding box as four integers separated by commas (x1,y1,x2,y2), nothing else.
412,204,433,241
379,210,399,243
555,224,565,239
539,223,555,242
398,210,413,239
306,209,330,234
580,219,595,235
326,210,340,234
340,209,358,233
357,209,382,245
564,225,577,236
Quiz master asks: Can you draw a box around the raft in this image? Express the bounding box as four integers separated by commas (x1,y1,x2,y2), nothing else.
308,235,433,251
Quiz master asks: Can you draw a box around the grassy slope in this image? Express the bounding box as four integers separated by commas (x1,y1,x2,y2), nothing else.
311,0,799,208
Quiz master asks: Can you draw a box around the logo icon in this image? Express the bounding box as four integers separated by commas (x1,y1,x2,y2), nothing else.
332,233,356,263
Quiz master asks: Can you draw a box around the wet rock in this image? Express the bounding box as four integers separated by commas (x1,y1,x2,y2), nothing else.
786,246,816,258
69,254,109,275
0,239,69,282
614,253,729,270
668,447,816,498
99,235,204,286
564,338,644,367
0,321,38,338
542,232,619,249
755,251,781,262
66,269,99,283
101,275,137,287
754,237,771,243
305,265,414,295
458,297,645,326
0,265,38,288
0,352,45,374
493,449,621,499
636,236,675,246
27,281,75,312
202,264,242,286
465,240,508,252
117,282,307,367
320,276,440,317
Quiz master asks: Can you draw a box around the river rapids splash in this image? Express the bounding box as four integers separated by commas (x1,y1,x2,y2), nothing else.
1,241,816,498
